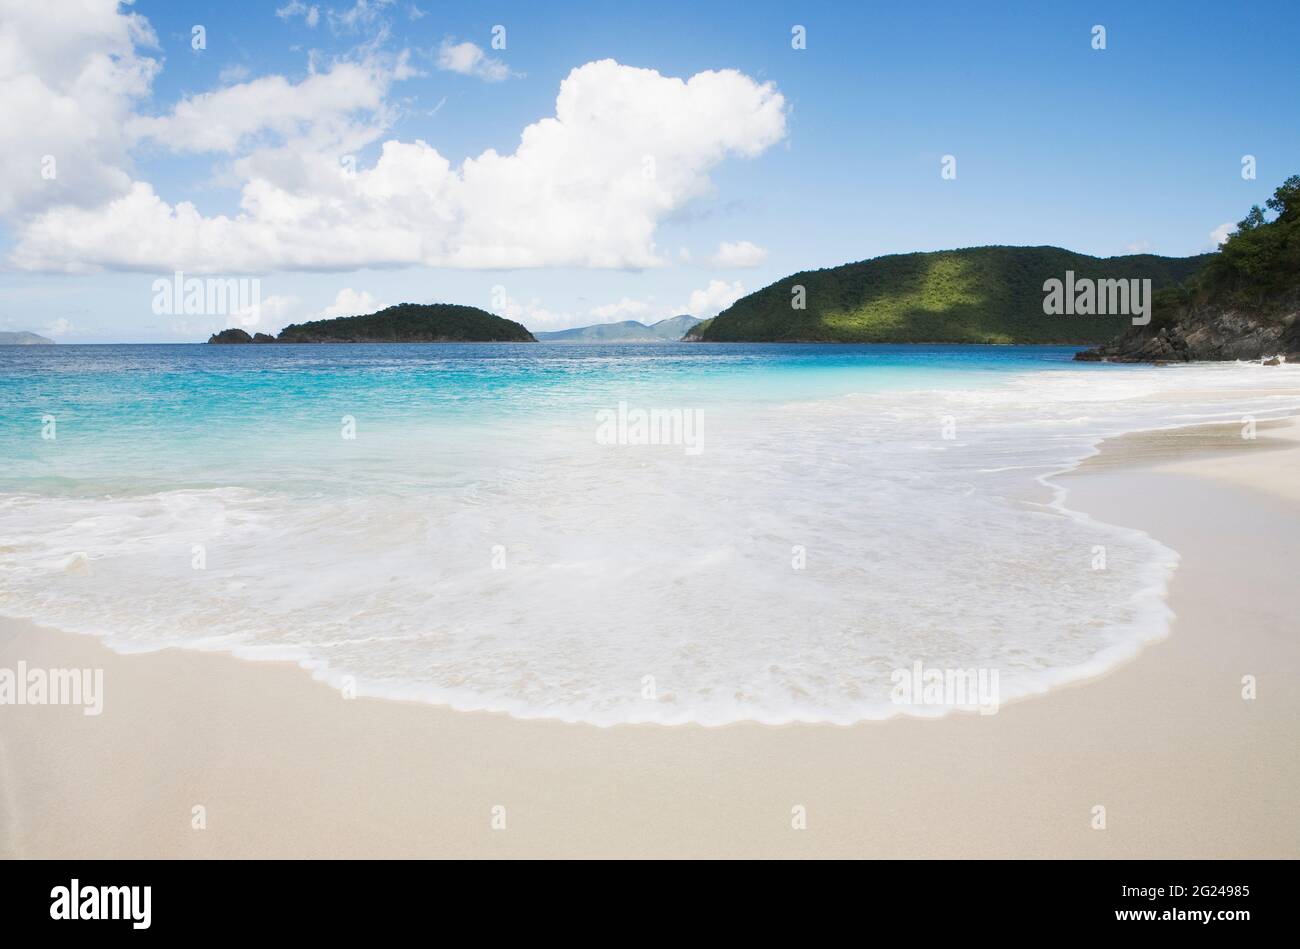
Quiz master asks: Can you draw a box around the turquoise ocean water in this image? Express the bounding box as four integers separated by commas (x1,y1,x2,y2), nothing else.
2,343,1297,724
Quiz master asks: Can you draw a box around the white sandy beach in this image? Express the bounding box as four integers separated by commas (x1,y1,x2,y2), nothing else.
1,417,1297,859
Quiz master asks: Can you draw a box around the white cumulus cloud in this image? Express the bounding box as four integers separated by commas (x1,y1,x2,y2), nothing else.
492,292,575,332
1210,222,1234,246
684,279,746,317
8,44,787,274
0,0,159,218
251,293,300,329
582,280,747,325
126,60,397,155
709,240,768,267
313,288,382,320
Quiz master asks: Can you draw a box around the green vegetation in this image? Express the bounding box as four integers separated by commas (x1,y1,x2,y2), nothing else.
208,328,254,343
688,317,714,337
275,303,535,343
688,246,1211,343
1196,175,1300,312
1147,284,1194,332
1076,174,1300,362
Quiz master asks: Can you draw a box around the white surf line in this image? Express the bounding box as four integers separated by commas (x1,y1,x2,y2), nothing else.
1013,405,1300,693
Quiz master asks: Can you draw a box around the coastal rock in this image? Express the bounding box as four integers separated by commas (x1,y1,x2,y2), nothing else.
253,333,277,343
1075,302,1300,363
207,328,254,344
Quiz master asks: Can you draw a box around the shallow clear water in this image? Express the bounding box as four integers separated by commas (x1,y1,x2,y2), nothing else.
2,342,1297,724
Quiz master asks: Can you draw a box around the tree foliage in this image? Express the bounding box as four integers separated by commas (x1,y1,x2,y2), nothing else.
1200,175,1300,308
276,303,536,342
695,246,1210,343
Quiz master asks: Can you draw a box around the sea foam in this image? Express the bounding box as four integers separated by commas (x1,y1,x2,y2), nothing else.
1,346,1297,725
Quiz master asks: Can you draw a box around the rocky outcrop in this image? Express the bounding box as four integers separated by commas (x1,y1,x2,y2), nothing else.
207,328,254,344
1075,304,1300,363
206,330,281,343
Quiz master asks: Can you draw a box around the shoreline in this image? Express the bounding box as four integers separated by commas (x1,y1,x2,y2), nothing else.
2,417,1298,857
7,410,1297,730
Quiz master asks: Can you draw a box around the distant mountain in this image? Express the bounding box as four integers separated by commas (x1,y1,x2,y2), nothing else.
685,246,1212,343
0,331,54,345
535,315,701,342
209,303,536,343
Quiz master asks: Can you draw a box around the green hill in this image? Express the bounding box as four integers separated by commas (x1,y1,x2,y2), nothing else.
275,303,535,343
687,246,1212,344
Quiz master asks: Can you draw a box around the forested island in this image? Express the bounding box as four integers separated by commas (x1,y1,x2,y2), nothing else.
207,177,1297,361
209,303,535,343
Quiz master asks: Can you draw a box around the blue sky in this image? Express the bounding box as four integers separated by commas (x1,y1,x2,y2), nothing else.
2,0,1297,342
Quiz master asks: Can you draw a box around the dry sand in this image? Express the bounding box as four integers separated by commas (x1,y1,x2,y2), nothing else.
1,418,1297,858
